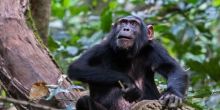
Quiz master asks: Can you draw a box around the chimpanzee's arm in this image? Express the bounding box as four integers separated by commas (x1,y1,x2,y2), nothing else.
149,41,188,108
68,44,132,86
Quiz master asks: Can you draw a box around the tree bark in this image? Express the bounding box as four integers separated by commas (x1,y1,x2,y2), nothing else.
30,0,51,45
0,0,79,109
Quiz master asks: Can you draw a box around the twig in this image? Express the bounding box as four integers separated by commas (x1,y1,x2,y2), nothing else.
0,96,63,110
118,80,125,90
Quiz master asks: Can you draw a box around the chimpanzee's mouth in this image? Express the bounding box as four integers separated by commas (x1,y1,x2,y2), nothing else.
118,35,132,40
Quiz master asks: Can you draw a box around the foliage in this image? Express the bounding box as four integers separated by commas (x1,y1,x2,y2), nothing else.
48,0,220,109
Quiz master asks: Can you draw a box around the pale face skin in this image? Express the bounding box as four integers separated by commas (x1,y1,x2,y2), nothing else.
115,17,141,50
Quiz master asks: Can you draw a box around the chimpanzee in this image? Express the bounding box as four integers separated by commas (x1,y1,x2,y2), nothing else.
68,16,188,110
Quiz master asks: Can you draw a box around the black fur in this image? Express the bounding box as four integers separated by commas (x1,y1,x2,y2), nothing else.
68,16,188,110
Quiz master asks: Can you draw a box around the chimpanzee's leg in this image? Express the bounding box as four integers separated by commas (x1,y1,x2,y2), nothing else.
76,95,107,110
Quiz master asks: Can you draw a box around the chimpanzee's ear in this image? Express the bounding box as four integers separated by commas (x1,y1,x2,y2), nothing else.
147,24,154,41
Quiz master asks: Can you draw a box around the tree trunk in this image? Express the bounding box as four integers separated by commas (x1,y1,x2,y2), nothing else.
0,0,79,109
30,0,51,45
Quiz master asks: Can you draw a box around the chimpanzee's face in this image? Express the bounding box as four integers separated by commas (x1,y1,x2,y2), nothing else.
115,16,142,50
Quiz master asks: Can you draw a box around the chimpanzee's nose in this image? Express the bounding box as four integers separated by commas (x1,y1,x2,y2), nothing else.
123,27,130,31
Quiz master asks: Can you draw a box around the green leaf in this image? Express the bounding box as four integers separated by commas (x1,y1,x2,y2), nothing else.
109,1,117,9
193,86,212,98
101,8,112,32
51,2,65,18
62,0,71,8
187,0,197,4
212,0,220,6
155,24,169,33
130,0,145,4
70,7,81,15
70,6,88,15
115,10,130,16
48,36,59,52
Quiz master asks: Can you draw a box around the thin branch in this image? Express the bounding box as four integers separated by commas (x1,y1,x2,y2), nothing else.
0,96,63,110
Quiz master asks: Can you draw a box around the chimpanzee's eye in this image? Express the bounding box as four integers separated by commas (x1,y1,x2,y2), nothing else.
119,19,127,25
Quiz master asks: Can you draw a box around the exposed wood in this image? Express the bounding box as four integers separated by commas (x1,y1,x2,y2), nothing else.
131,100,194,110
0,0,79,109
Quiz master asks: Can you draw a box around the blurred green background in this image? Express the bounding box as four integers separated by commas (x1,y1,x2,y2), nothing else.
48,0,220,109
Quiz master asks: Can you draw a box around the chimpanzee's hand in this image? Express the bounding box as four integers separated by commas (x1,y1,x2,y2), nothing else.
159,93,183,109
121,83,142,102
